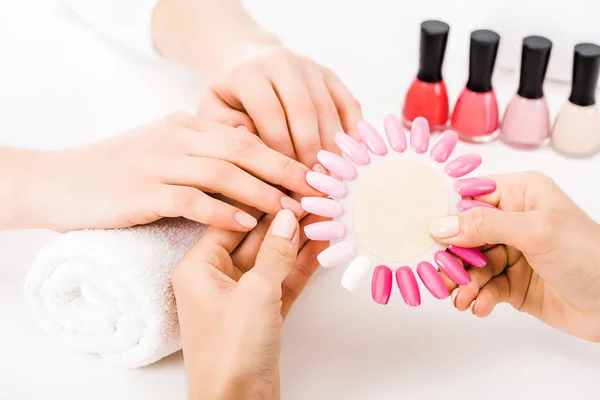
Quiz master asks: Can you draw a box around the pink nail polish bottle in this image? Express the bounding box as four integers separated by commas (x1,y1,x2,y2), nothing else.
500,36,552,149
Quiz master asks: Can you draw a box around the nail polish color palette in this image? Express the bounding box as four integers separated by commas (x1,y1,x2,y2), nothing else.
302,116,495,306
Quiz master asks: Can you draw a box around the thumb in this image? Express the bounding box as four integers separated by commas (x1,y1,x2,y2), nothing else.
429,208,545,252
246,209,299,286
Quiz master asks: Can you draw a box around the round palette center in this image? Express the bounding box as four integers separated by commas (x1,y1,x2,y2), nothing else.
353,159,449,262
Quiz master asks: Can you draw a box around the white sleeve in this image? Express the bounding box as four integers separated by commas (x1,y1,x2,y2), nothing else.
63,0,161,59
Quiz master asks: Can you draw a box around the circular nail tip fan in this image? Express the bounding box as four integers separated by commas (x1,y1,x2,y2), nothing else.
302,115,495,307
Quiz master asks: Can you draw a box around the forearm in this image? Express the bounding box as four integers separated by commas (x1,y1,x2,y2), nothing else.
152,0,280,79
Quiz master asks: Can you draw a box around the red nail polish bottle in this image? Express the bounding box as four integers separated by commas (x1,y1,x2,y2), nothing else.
451,30,501,143
402,20,450,133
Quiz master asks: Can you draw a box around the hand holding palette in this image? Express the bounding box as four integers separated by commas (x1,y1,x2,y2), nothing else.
302,116,496,307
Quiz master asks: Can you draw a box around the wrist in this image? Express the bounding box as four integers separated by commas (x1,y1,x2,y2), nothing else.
188,363,277,400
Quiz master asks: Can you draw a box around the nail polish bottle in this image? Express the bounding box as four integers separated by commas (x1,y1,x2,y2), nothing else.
552,43,600,158
402,20,450,132
500,36,552,149
451,29,501,143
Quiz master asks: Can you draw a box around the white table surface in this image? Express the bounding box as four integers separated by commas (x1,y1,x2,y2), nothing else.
2,1,600,399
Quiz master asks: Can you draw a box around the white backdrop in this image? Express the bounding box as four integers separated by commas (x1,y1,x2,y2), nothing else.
1,0,600,399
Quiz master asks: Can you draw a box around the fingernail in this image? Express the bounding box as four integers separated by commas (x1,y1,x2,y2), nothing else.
410,117,430,154
469,300,476,314
445,153,482,178
334,132,370,165
301,197,344,218
357,120,388,156
372,265,393,305
395,267,421,306
451,288,459,306
430,130,458,162
383,114,407,153
434,251,471,285
430,216,459,239
317,241,355,268
280,196,303,216
235,212,257,229
416,261,449,299
271,209,297,240
341,256,372,291
454,178,496,197
448,245,487,267
236,125,249,131
457,200,497,212
312,163,327,174
306,171,348,199
317,150,357,180
304,221,346,241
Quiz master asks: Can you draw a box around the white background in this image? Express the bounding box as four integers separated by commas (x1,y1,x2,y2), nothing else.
2,0,600,399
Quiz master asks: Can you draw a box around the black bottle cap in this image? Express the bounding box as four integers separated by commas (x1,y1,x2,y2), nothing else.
517,36,552,99
466,30,500,93
569,43,600,107
416,20,450,83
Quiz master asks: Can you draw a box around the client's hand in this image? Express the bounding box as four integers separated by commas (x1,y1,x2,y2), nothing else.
12,112,319,232
197,48,363,169
430,172,600,342
172,209,326,399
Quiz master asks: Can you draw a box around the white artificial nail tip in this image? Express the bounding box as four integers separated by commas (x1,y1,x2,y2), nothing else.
451,288,459,306
341,256,372,291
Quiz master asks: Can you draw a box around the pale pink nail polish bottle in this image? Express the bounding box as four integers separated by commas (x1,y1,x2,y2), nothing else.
500,36,552,149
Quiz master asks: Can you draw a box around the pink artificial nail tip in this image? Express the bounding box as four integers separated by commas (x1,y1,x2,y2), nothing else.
430,130,458,162
304,221,346,241
383,114,407,152
416,262,449,299
305,171,348,199
434,251,471,285
317,241,355,268
395,267,421,306
317,150,357,181
372,265,393,305
448,246,487,268
454,178,496,197
410,116,430,154
457,199,497,211
334,132,370,165
357,120,388,156
300,197,344,218
445,153,482,178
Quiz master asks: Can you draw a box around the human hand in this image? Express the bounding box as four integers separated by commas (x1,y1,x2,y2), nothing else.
15,112,320,232
197,48,363,169
172,209,326,399
429,172,600,342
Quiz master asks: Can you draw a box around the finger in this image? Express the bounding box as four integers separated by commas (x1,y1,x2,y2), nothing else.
301,61,344,156
163,157,304,217
156,185,258,231
181,131,320,197
268,56,321,167
472,274,510,317
164,111,200,131
197,90,257,133
323,68,362,139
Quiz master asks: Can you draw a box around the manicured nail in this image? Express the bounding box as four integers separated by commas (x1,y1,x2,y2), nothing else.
317,150,357,180
317,241,355,268
236,125,249,131
334,132,370,165
280,196,303,216
454,178,496,197
312,163,327,174
357,120,388,156
469,300,476,314
372,265,393,305
448,245,487,267
306,171,348,198
445,153,482,178
430,130,458,162
410,117,430,154
416,261,449,299
430,216,459,239
271,209,297,240
301,197,344,218
383,114,407,152
434,251,471,285
304,221,346,241
395,266,421,306
341,256,372,291
457,200,496,211
451,288,459,306
235,212,258,229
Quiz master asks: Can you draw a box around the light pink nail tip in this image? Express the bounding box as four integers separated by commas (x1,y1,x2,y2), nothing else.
304,221,346,241
334,132,370,165
301,197,344,218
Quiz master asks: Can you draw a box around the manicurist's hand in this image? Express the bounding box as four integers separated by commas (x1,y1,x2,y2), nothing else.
1,112,319,232
172,209,326,399
430,172,600,342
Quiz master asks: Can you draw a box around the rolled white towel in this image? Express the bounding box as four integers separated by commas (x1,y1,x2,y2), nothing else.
24,218,205,368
